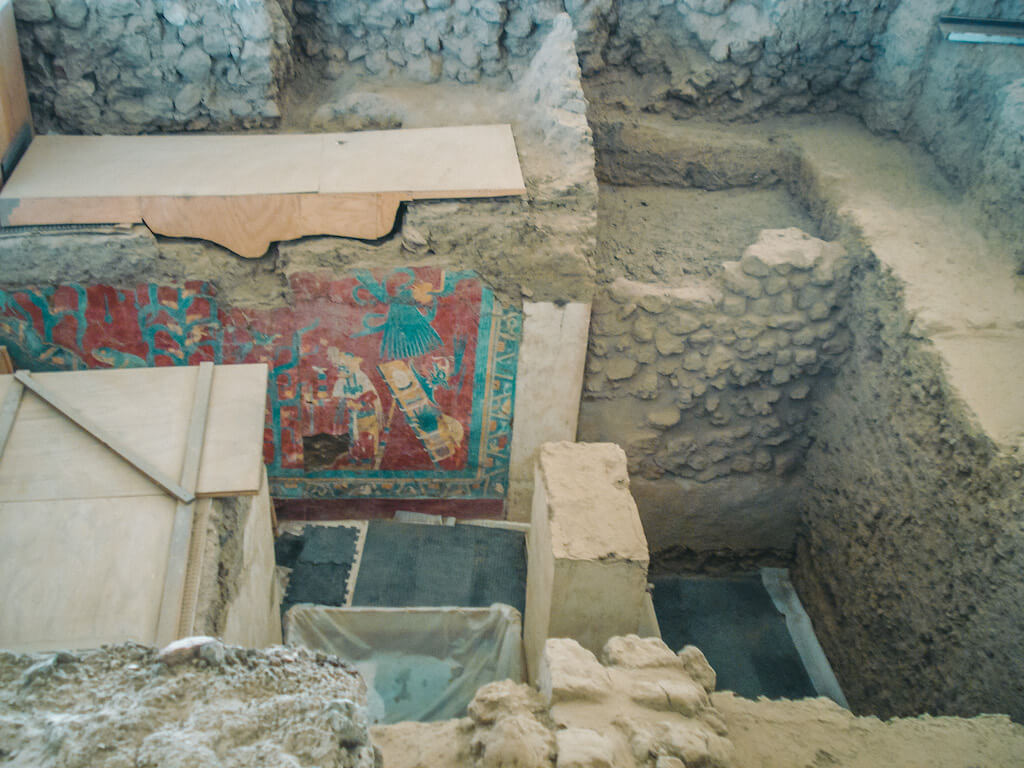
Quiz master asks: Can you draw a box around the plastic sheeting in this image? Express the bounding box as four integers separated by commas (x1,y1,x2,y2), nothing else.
284,603,523,723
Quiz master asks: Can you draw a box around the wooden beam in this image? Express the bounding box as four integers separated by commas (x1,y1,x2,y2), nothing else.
155,361,214,645
13,369,194,504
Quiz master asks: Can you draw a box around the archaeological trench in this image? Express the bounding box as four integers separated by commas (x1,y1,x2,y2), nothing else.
2,0,1024,766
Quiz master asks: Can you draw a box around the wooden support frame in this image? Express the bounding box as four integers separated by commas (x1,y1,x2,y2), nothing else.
13,369,195,503
155,361,214,644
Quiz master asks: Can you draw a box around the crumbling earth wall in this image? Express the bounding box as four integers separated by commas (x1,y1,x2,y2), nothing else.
0,640,378,767
792,250,1024,722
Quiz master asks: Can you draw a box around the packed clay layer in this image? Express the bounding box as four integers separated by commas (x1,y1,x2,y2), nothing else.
714,692,1024,768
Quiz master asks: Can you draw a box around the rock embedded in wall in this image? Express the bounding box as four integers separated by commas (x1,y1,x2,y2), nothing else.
540,635,734,767
13,0,292,132
580,227,851,489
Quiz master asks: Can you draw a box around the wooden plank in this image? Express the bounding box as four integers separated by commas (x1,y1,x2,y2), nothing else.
1,195,142,226
0,126,524,201
0,124,523,257
0,364,267,502
198,363,268,496
0,133,322,199
177,496,213,639
0,376,21,460
140,192,403,258
155,361,213,645
14,369,195,503
319,124,526,197
0,0,31,184
0,345,12,373
0,495,176,651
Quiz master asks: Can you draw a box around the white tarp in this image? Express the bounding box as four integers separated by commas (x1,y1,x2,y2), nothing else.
284,603,523,723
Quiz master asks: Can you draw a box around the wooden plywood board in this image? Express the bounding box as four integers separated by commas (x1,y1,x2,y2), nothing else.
0,495,176,651
0,363,267,501
0,125,523,200
0,124,524,256
318,124,526,197
0,0,31,177
139,192,404,258
0,134,322,199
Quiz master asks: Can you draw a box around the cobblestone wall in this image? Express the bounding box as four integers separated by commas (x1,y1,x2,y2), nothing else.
580,228,851,494
13,0,292,132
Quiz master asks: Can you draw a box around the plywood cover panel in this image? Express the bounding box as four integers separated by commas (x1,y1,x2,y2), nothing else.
0,496,176,651
0,363,267,501
0,134,323,198
318,124,526,196
0,125,525,201
0,0,31,169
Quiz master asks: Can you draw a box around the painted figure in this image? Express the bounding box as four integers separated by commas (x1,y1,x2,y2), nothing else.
329,348,385,465
352,269,454,360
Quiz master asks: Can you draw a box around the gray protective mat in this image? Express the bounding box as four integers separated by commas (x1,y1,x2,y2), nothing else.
651,573,816,700
281,525,360,612
351,521,526,614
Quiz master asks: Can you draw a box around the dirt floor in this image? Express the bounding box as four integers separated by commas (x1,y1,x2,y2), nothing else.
596,184,819,283
713,692,1024,768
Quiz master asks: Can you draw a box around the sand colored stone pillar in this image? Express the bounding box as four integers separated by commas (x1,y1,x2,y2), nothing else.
523,441,650,682
507,302,591,523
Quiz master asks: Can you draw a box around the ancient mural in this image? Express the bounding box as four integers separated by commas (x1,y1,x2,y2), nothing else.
0,268,519,500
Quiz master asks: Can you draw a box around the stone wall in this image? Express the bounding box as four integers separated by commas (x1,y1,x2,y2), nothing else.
792,251,1024,722
292,0,565,82
13,0,292,132
577,0,896,119
580,228,851,552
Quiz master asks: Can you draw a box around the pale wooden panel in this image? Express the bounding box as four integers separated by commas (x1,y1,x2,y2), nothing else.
198,363,268,496
0,133,322,199
0,0,31,176
319,124,526,197
0,495,175,651
140,192,403,258
0,364,267,501
0,125,525,202
2,195,142,226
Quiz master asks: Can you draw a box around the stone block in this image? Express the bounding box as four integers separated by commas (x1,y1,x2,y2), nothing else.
722,261,763,299
525,444,650,683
